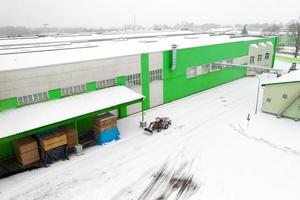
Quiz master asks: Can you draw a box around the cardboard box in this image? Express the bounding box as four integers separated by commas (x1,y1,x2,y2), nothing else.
13,137,40,166
38,131,67,151
16,149,40,166
13,137,38,155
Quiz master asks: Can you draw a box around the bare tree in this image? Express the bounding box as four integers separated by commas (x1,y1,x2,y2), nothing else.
241,25,248,35
262,24,280,36
288,22,300,58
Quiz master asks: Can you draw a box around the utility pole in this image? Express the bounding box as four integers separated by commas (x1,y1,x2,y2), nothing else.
253,76,261,114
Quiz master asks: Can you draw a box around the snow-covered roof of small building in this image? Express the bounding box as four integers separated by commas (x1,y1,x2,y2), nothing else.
262,69,300,86
0,32,271,72
0,86,144,139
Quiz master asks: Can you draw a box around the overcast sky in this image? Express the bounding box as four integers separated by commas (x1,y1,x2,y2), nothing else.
0,0,299,28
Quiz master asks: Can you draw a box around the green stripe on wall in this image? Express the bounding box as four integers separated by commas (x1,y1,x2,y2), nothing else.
48,89,62,100
271,36,278,67
86,82,97,92
0,97,19,111
141,53,150,110
116,76,126,85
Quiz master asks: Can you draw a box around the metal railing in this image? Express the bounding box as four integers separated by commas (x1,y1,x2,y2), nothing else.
213,62,283,75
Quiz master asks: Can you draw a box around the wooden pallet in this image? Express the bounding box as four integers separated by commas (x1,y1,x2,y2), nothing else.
13,137,40,166
38,131,67,151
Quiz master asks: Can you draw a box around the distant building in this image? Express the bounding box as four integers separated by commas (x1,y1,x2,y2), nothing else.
0,31,277,159
261,70,300,120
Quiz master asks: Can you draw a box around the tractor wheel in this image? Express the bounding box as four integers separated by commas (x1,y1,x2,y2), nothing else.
164,124,169,129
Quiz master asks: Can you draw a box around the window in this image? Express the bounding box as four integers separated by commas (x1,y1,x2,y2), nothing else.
257,54,262,62
266,98,271,103
125,73,141,87
265,53,270,60
18,92,48,106
62,84,85,96
202,64,210,74
196,65,210,75
249,56,255,64
150,69,162,82
282,94,288,99
96,78,116,89
186,67,196,78
210,63,222,71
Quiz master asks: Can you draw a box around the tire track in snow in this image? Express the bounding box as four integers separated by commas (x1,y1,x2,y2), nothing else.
105,88,260,199
229,124,300,157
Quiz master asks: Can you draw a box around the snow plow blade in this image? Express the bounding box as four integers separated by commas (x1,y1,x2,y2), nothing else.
144,128,153,135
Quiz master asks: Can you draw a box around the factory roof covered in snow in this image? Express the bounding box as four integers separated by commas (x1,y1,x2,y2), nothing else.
0,31,271,72
262,69,300,85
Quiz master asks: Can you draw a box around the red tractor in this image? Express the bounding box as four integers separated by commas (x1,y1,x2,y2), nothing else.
144,117,172,135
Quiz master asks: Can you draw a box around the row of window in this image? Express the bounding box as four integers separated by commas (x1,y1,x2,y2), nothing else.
96,78,116,89
186,59,234,79
125,69,163,87
18,92,48,106
62,78,118,97
150,69,163,82
249,53,270,64
266,94,288,103
125,73,141,87
187,65,209,78
18,78,117,105
62,84,85,96
17,70,163,106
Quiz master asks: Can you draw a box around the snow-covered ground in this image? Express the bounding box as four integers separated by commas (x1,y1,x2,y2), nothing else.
0,61,299,200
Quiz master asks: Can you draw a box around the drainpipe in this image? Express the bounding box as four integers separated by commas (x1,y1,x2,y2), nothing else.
171,44,178,71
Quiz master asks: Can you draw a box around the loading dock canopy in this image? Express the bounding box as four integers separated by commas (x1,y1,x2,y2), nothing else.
0,86,144,139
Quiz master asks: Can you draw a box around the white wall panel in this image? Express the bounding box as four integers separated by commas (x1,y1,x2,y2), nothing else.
127,86,142,115
150,80,163,107
0,54,141,99
149,52,163,70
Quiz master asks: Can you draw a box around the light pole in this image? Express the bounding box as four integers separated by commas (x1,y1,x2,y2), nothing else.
253,76,261,114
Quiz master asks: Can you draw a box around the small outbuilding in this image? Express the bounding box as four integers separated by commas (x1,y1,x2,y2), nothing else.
261,70,300,120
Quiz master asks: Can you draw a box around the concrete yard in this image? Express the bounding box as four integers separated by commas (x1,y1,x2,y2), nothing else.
0,73,299,200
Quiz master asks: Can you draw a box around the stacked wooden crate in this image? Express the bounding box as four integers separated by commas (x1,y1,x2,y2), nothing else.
13,137,40,166
94,113,117,141
38,131,67,151
59,126,77,152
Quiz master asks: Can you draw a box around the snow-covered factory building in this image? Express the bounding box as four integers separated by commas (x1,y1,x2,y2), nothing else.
0,31,277,159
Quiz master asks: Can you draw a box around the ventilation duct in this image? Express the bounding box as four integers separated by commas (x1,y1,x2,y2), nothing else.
171,44,177,70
